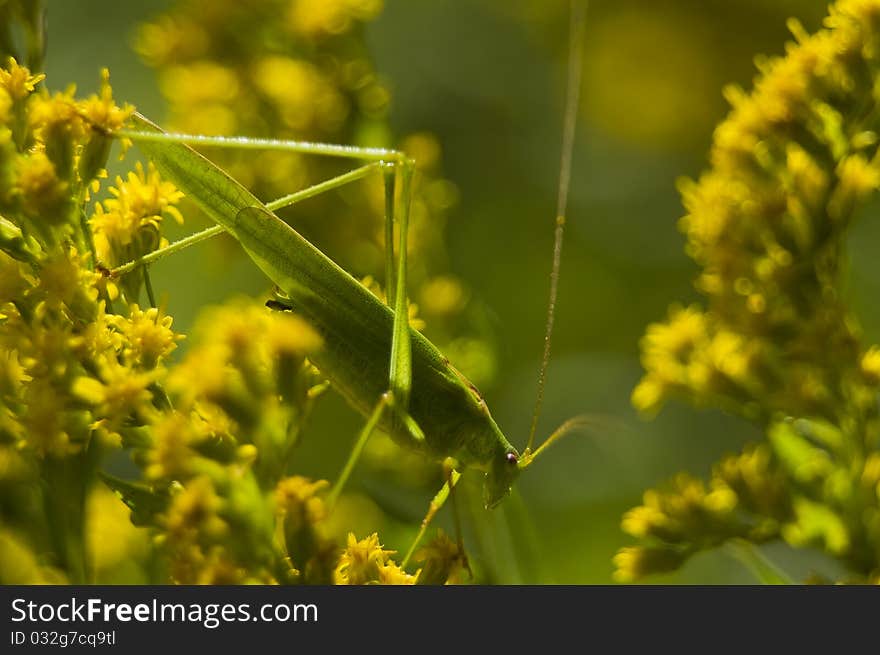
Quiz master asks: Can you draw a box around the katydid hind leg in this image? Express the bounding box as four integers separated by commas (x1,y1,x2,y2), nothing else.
383,164,396,308
387,162,415,413
142,266,157,308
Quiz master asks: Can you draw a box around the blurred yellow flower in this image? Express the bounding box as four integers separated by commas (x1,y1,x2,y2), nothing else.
0,57,44,100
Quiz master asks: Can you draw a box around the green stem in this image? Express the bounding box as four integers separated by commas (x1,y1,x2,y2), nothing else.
77,194,98,271
42,441,101,584
383,165,396,305
143,266,157,308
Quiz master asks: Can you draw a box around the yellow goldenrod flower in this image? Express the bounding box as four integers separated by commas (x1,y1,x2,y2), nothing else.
414,530,466,585
612,546,685,584
72,357,159,430
860,346,880,385
20,377,78,456
16,150,72,226
782,498,851,556
418,275,467,317
108,304,182,369
34,247,99,320
144,411,204,481
78,68,133,134
286,0,383,39
630,375,666,415
0,249,32,301
262,310,323,357
334,532,396,584
163,476,228,542
376,562,417,585
90,161,183,300
615,444,794,581
0,58,44,101
99,161,184,236
631,1,880,584
276,476,329,535
274,476,339,584
76,69,135,183
28,90,84,180
252,56,347,134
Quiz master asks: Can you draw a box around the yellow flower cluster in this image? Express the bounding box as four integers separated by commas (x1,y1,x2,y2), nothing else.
615,445,792,582
275,476,337,584
125,298,461,585
335,533,415,585
0,58,187,583
333,531,468,585
124,300,321,583
136,0,384,140
623,0,880,582
164,299,321,450
0,62,180,456
286,0,383,39
414,530,468,585
90,162,184,302
633,1,880,422
0,60,132,251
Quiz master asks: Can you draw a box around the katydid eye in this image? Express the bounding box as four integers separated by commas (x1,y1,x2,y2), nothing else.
506,452,518,465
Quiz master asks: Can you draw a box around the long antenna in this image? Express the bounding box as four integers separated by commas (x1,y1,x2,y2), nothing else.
525,0,587,455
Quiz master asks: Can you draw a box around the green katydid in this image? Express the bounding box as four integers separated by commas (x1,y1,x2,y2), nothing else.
107,0,588,564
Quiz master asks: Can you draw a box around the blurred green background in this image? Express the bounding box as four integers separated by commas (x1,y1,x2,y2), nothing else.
43,0,869,583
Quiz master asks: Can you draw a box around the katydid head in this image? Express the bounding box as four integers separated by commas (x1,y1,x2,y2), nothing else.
484,449,521,509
